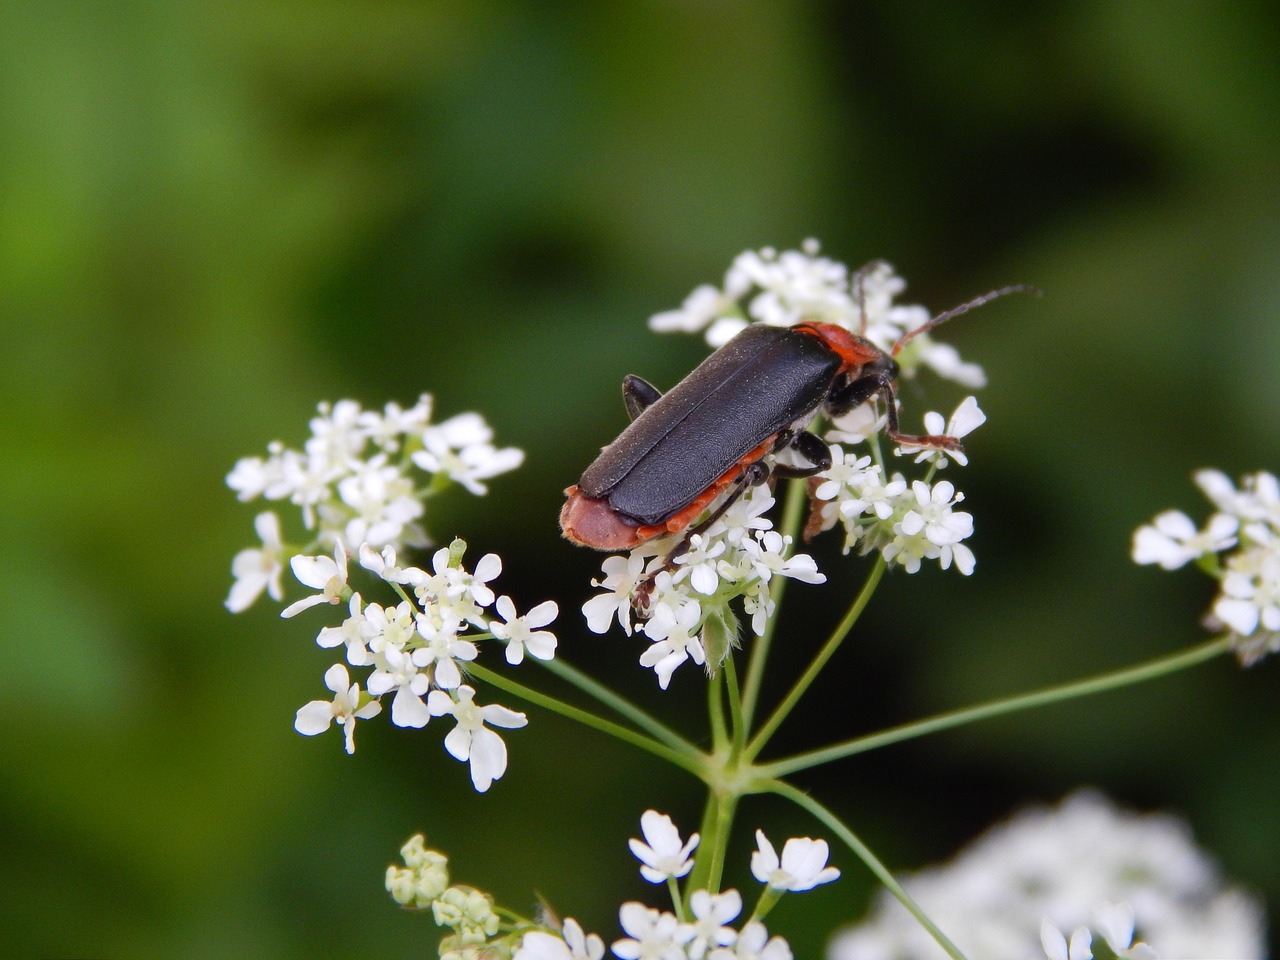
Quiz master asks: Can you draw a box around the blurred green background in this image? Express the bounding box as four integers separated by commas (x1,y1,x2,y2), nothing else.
3,2,1279,957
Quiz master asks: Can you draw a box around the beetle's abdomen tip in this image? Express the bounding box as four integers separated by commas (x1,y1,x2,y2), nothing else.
560,490,647,551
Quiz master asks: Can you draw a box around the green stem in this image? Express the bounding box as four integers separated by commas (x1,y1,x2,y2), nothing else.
745,556,886,761
709,667,728,753
536,656,693,755
465,662,705,778
769,779,969,960
740,476,810,729
763,636,1232,778
724,656,746,763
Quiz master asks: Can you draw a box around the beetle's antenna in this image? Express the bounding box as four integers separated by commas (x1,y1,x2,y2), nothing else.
891,284,1040,356
851,259,890,336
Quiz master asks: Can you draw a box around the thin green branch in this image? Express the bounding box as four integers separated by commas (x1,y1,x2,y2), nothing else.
769,779,969,960
740,476,810,729
465,662,705,778
535,656,694,755
763,636,1233,778
745,556,886,761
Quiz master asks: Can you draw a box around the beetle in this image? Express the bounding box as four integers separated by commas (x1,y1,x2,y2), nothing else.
560,284,1031,556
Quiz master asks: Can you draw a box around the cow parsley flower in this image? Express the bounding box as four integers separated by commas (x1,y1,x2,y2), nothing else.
225,510,287,612
490,596,560,665
827,790,1266,960
629,810,700,883
294,663,381,754
280,539,350,617
612,902,693,960
427,684,528,792
516,918,606,960
1134,468,1280,664
751,831,841,892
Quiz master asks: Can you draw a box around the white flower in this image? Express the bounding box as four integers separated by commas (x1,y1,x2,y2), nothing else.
741,531,825,586
281,539,350,617
316,592,372,665
1132,510,1237,570
672,533,728,595
225,511,286,612
897,396,987,468
639,599,707,689
294,663,381,754
412,412,524,495
366,645,433,728
611,902,693,960
750,831,840,891
629,810,700,883
687,889,742,959
710,921,792,960
336,453,423,548
826,790,1265,960
582,552,654,635
358,542,424,586
427,684,527,792
649,283,741,334
517,918,606,960
490,596,559,665
415,545,501,632
1040,920,1093,960
410,615,478,690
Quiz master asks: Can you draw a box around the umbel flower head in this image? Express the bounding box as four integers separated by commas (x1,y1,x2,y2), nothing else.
1133,468,1280,665
227,397,550,793
827,790,1265,960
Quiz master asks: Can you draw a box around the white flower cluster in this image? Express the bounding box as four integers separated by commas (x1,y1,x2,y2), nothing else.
225,395,523,613
519,811,838,960
582,486,826,688
1133,468,1280,665
226,397,545,792
648,241,985,388
387,812,839,959
827,790,1266,960
287,539,556,791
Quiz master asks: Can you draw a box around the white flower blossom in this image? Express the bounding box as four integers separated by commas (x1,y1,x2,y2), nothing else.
1135,468,1280,664
281,539,350,617
639,599,707,689
294,663,381,754
1132,510,1238,570
427,684,527,792
710,921,792,960
827,790,1265,960
897,396,986,468
611,902,693,960
516,918,606,960
490,596,559,665
687,889,742,959
629,810,700,884
225,511,287,612
751,831,840,891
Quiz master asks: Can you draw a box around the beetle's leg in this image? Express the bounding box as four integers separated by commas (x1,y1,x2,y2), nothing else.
771,430,831,479
631,461,774,615
841,373,962,451
622,374,663,421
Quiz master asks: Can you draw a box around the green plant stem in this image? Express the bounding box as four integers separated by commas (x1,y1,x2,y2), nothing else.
536,656,693,755
686,788,740,901
745,556,886,762
465,662,705,778
724,656,746,762
709,667,728,753
769,779,970,960
762,635,1233,778
740,476,810,729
